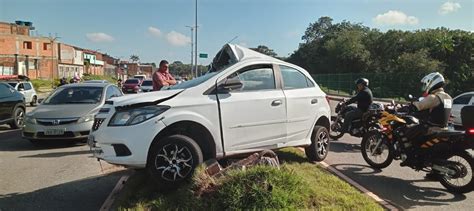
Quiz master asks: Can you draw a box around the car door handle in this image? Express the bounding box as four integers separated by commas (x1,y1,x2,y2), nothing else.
271,100,282,106
311,99,318,104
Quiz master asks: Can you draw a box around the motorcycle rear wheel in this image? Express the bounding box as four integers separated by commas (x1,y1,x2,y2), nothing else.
439,151,474,194
329,120,344,140
361,131,394,169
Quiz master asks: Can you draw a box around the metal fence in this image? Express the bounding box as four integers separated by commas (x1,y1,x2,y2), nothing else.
311,72,426,101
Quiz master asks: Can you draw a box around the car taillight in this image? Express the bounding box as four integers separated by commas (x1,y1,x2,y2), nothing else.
468,129,474,135
325,96,330,104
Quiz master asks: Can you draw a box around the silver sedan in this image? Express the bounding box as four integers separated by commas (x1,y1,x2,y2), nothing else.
22,83,123,144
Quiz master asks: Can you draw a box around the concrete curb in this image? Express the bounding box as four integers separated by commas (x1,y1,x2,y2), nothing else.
317,161,399,211
297,148,399,210
100,173,132,211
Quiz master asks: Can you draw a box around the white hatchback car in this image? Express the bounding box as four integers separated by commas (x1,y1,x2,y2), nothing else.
89,44,331,185
7,81,37,106
452,92,474,128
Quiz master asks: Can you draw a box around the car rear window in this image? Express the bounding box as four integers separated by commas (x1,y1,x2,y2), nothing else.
125,79,139,84
142,81,152,86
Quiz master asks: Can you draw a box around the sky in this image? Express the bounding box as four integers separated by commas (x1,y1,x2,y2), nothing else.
1,0,473,65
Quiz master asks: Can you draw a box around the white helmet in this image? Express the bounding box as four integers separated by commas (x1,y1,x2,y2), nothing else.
421,72,445,94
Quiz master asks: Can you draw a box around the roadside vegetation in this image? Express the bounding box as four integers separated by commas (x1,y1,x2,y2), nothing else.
114,148,382,210
287,16,473,97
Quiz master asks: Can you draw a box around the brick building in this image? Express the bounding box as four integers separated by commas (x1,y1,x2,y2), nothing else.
0,21,59,79
58,43,84,78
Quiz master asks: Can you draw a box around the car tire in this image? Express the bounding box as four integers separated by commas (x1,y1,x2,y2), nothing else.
30,95,37,106
147,134,203,187
9,105,25,129
305,126,330,162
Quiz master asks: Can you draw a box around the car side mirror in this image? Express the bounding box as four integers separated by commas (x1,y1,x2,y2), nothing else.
218,78,243,93
38,98,44,104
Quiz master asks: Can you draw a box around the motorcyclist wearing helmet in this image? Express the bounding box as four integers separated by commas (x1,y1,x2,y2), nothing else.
412,72,452,132
341,78,373,133
401,72,453,170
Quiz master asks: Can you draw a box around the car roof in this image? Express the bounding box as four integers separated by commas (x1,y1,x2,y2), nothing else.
83,80,109,83
60,83,110,88
455,92,474,98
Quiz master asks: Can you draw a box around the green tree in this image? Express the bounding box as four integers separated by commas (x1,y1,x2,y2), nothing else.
250,45,278,57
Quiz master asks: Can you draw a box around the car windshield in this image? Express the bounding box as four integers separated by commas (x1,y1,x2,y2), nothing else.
142,80,152,86
125,79,139,84
43,86,104,104
166,71,219,90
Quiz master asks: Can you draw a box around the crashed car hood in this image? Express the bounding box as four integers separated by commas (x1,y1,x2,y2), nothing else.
30,104,101,118
111,89,184,107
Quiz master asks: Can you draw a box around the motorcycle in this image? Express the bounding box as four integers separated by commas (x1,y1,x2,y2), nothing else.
361,98,474,193
329,99,385,140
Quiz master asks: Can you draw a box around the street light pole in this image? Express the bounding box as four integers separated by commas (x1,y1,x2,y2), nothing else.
48,34,60,87
185,25,194,75
194,0,198,78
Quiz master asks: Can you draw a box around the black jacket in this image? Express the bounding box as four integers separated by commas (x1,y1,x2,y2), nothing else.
346,87,373,112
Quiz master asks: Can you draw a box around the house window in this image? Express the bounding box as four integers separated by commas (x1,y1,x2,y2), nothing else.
43,43,51,50
23,41,32,49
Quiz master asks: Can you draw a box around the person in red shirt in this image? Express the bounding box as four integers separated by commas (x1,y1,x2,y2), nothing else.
152,60,176,91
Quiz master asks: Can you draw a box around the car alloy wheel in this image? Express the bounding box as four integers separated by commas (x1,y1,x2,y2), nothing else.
147,134,203,186
154,143,194,182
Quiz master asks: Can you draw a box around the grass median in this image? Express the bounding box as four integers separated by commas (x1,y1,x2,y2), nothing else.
113,148,383,210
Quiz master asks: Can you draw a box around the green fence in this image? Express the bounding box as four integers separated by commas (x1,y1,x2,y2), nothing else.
311,73,427,101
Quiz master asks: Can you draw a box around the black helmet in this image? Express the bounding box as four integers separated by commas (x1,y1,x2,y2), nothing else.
355,78,369,87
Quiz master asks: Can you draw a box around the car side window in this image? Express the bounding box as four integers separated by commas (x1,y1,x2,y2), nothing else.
227,65,275,92
105,86,115,100
280,66,312,89
453,94,473,105
113,87,123,97
17,83,25,90
24,83,32,90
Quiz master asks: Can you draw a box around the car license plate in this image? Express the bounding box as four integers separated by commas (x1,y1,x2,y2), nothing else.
127,89,132,92
44,129,65,135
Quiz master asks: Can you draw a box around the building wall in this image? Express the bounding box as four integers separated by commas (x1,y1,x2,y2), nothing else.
0,33,58,79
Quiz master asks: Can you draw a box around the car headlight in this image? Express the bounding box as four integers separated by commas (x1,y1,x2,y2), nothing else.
25,115,36,124
78,114,95,123
109,106,170,126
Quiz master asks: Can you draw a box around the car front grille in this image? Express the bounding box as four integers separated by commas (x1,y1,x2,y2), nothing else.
92,118,105,131
36,118,79,126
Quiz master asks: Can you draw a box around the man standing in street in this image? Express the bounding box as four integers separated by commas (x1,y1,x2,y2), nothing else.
152,60,176,91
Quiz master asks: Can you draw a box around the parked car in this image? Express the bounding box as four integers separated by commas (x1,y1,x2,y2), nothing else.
133,74,147,82
6,80,38,106
89,44,331,185
0,82,26,129
140,79,153,92
122,78,142,93
23,83,123,144
452,91,474,128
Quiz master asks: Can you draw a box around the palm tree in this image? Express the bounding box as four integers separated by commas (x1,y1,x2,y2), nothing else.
130,55,140,63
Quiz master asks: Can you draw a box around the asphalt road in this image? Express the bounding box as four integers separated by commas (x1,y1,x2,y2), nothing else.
326,99,474,210
0,106,128,211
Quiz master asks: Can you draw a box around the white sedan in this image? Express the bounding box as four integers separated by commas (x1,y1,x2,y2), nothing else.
452,91,474,128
